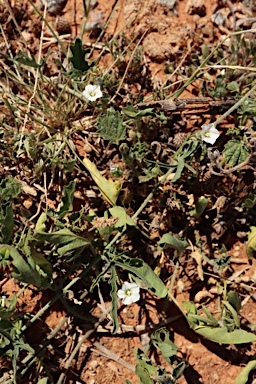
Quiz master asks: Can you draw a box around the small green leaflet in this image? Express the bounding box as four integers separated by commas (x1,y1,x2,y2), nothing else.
69,38,94,72
151,328,178,365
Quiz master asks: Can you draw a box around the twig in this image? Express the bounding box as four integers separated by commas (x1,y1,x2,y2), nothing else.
18,2,47,152
109,29,148,104
56,307,113,384
91,341,136,372
95,314,183,334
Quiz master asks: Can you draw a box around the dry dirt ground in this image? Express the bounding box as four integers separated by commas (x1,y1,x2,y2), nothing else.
1,0,256,383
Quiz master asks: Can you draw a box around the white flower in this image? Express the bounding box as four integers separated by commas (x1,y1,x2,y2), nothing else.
117,282,140,305
82,84,102,101
201,123,220,145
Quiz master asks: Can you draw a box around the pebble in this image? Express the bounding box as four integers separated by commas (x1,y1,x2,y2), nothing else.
186,0,206,17
157,0,177,13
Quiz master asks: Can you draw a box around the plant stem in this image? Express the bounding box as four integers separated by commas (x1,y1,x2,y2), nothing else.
214,81,256,126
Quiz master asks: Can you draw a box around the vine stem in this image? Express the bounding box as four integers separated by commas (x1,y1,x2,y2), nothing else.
104,165,176,251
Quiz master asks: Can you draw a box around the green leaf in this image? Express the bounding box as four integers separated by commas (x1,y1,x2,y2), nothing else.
0,176,21,201
235,360,256,384
58,180,76,219
35,212,48,232
194,326,256,344
184,301,219,328
190,197,209,219
0,202,14,244
139,164,160,183
123,104,167,123
183,301,198,315
228,290,241,312
223,139,250,167
135,348,158,384
109,206,136,231
158,234,188,255
151,328,178,365
227,81,240,93
15,51,41,68
7,246,42,286
201,305,219,325
69,38,93,72
30,246,53,278
0,245,11,267
246,226,256,259
171,156,185,183
0,294,17,320
83,158,122,206
110,265,119,334
115,258,168,298
34,228,91,256
222,301,240,328
172,361,187,381
96,107,126,144
242,193,256,209
123,105,156,119
37,379,48,384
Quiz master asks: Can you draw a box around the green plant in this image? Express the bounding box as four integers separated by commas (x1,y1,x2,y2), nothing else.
0,2,256,382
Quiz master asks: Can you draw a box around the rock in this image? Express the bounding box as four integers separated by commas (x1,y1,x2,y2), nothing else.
210,11,227,26
142,31,185,62
186,0,206,17
157,0,177,14
56,17,71,35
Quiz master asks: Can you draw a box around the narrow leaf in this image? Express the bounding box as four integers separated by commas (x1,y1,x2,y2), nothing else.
194,326,256,344
110,265,119,334
246,226,256,259
58,180,76,218
1,202,14,244
235,360,256,384
171,156,185,183
190,197,209,219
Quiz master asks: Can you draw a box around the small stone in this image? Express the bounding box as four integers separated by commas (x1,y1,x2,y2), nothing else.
39,0,68,16
186,0,206,17
88,360,98,371
210,11,227,26
142,31,185,62
56,17,71,34
157,0,177,14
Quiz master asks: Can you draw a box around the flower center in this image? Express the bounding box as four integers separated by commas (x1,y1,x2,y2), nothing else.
125,289,132,296
90,91,96,97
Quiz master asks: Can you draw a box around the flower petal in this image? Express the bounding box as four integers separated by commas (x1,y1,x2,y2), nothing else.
117,281,140,305
201,123,220,145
